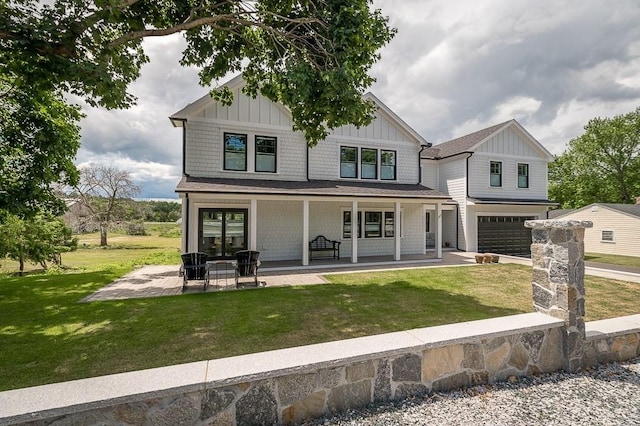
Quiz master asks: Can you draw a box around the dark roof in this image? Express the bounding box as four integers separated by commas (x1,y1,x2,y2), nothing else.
600,203,640,218
176,177,451,200
469,197,558,206
547,209,573,219
422,120,511,159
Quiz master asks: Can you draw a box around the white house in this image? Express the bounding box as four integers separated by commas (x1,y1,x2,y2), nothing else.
421,120,556,256
170,76,452,265
551,203,640,257
171,77,555,263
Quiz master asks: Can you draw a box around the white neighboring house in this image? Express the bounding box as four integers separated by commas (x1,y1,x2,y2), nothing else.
421,120,556,256
170,76,452,265
551,203,640,257
170,77,556,263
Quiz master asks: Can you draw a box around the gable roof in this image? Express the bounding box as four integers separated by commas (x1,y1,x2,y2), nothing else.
169,76,427,146
553,203,640,220
421,119,553,160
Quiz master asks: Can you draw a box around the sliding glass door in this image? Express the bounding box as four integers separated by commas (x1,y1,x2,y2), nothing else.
198,208,248,259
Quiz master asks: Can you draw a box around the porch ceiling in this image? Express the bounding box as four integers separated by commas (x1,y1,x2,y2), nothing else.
176,177,451,201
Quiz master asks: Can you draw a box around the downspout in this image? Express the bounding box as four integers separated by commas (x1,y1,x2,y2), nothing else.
185,192,190,253
182,121,190,177
306,144,310,181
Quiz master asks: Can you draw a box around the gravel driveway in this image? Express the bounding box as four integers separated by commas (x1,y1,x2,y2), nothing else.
303,357,640,425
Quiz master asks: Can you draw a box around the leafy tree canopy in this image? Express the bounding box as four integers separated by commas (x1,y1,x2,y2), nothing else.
549,107,640,208
1,0,394,143
0,0,394,217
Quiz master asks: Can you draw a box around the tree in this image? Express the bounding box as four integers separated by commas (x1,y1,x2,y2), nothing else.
549,107,640,209
0,76,82,217
0,212,78,275
74,166,141,246
1,1,393,136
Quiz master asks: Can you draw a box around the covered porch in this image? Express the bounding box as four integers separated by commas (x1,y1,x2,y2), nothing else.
177,177,452,266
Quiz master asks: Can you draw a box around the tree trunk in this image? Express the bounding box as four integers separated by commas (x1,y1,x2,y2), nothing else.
100,223,108,246
19,257,24,276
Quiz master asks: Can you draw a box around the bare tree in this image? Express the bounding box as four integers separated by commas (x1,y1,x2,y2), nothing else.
74,165,141,246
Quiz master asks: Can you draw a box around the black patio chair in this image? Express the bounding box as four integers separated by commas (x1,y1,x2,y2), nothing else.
233,250,261,288
179,252,209,291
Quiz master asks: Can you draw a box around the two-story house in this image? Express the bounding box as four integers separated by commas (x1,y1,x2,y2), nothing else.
171,76,555,263
421,120,556,256
170,75,452,265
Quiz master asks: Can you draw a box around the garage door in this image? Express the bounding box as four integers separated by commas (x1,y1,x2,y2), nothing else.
477,216,535,256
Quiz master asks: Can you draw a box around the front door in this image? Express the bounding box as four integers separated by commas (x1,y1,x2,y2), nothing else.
198,208,248,259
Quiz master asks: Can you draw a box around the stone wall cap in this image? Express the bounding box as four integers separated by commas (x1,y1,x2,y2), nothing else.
524,219,593,229
585,314,640,340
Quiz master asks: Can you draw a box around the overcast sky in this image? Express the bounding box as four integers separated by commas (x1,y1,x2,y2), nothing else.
76,0,640,199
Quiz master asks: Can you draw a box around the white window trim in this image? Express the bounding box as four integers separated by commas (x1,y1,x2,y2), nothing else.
340,207,403,240
221,130,279,174
601,229,615,243
338,146,397,182
489,160,502,188
517,162,530,189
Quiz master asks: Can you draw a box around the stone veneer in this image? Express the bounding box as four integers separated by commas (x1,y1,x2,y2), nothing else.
2,314,565,426
525,219,593,372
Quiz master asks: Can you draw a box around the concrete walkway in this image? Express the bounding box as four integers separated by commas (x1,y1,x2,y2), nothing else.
81,252,640,302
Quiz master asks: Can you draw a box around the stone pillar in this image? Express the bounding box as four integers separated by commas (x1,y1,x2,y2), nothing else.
524,219,593,373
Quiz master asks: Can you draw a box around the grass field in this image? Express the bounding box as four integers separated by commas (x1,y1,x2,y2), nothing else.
585,252,640,268
1,227,639,391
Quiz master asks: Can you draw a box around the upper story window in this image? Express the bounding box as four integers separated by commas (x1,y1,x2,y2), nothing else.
381,150,396,180
518,163,529,188
340,147,358,178
490,161,502,187
255,136,277,173
224,133,247,171
340,146,397,181
361,148,378,179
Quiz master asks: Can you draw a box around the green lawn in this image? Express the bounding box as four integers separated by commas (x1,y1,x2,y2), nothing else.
1,256,640,391
585,252,640,268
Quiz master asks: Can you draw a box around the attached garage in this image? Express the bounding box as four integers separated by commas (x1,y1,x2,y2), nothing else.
477,216,535,256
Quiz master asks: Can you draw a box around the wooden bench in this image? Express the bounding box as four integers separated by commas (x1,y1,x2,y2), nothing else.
309,235,340,260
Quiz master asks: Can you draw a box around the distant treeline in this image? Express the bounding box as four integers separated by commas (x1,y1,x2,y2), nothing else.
129,200,181,222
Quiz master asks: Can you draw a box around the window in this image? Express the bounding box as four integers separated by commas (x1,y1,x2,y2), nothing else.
384,212,395,237
601,230,615,242
340,147,358,178
490,161,502,187
518,163,529,188
255,136,277,173
224,133,247,171
361,148,378,179
342,211,361,239
343,210,400,239
381,150,396,180
364,212,382,237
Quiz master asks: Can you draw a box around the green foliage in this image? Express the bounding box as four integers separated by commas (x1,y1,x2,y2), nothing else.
0,75,82,217
549,107,640,208
0,211,78,274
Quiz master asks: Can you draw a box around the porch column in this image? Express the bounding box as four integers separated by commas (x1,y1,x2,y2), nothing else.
436,202,443,259
302,199,309,266
351,200,358,263
394,202,401,261
249,199,258,251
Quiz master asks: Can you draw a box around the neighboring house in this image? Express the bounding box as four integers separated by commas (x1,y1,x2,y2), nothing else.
171,77,555,263
551,203,640,257
61,198,96,233
421,120,556,256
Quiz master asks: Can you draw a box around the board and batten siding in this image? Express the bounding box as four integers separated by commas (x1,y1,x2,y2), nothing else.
437,157,467,250
468,127,549,200
557,207,640,257
184,118,307,181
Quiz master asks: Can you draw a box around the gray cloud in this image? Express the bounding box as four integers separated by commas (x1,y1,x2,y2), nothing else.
76,1,640,197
